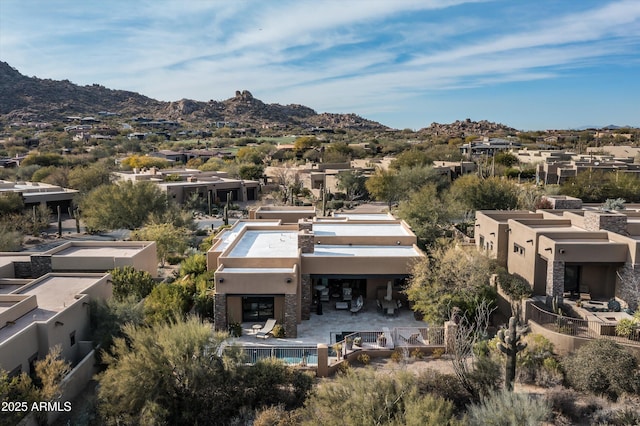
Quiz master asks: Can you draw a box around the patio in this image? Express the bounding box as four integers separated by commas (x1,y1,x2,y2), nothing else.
231,304,428,347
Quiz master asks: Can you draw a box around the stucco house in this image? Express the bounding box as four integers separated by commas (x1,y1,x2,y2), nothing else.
475,196,640,309
208,209,425,337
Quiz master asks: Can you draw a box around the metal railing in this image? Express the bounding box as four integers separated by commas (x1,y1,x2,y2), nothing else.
232,345,318,366
527,303,640,345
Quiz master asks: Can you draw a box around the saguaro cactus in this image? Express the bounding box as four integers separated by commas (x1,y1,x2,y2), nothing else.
497,316,528,391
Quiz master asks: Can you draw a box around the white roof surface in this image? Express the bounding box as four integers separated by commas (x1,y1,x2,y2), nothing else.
52,245,147,257
215,221,281,252
227,231,298,258
221,267,295,273
308,245,421,257
332,213,395,221
313,223,409,237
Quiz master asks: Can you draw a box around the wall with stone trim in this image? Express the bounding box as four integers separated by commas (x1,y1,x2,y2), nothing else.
546,260,565,297
298,231,314,253
584,211,627,234
213,293,227,331
301,274,311,320
283,293,298,338
30,255,52,278
617,263,640,311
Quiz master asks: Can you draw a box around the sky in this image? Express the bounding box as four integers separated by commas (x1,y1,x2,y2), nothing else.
1,0,639,131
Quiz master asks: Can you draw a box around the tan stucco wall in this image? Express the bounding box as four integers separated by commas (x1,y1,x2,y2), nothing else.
215,271,298,295
301,254,419,276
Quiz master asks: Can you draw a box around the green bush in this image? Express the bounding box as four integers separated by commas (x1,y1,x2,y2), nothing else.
466,389,551,426
272,324,285,338
416,369,471,412
616,318,639,338
563,339,639,400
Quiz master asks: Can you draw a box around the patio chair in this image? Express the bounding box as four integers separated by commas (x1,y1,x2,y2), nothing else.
350,295,364,315
320,287,330,302
342,287,352,301
256,318,277,339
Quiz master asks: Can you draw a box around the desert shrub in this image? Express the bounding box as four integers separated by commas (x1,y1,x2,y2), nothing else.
545,386,602,424
391,348,404,363
616,318,639,338
403,393,462,426
516,334,562,387
253,405,302,426
563,339,639,400
466,389,551,426
466,355,502,398
415,369,471,412
271,324,285,338
431,348,445,359
337,361,351,375
356,353,370,365
591,406,640,426
411,348,424,359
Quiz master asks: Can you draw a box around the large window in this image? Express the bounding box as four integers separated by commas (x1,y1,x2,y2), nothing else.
242,296,274,322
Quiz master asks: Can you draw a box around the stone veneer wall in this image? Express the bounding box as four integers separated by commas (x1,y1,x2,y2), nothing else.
617,263,640,311
298,220,313,232
283,293,297,338
546,197,582,210
213,293,227,331
13,262,32,278
301,274,311,320
30,255,52,278
298,231,314,253
546,260,565,298
583,211,628,234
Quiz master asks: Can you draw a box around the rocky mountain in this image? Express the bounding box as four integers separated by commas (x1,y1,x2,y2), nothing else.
418,118,518,137
0,62,387,131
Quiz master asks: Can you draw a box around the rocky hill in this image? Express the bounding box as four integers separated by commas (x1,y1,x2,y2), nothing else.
0,62,387,131
418,118,518,137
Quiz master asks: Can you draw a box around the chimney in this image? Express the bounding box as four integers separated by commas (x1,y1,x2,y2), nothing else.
298,230,314,253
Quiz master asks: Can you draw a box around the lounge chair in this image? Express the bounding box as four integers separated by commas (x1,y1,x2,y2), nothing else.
350,295,364,315
256,318,277,339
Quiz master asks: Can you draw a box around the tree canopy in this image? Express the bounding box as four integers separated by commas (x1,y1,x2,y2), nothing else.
79,181,168,231
406,245,497,323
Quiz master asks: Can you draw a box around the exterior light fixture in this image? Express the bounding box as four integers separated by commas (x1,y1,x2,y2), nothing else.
218,278,224,283
286,278,292,283
55,321,64,327
489,232,495,236
544,248,552,252
526,239,533,244
475,224,480,227
559,249,565,254
396,241,401,245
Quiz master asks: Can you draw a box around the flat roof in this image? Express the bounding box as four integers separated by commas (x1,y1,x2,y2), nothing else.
0,275,105,344
52,244,148,258
227,231,298,258
215,221,281,252
307,245,421,257
332,213,395,221
313,223,410,237
221,267,295,273
16,275,102,311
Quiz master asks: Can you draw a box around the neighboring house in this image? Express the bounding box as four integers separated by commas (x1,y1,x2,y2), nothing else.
460,138,521,157
475,196,640,308
208,209,425,337
0,241,157,377
0,180,78,211
112,168,260,204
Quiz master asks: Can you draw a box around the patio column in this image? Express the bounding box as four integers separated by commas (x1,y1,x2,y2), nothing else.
301,274,312,320
617,263,640,311
213,293,227,331
316,344,329,377
284,293,298,338
546,260,565,298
